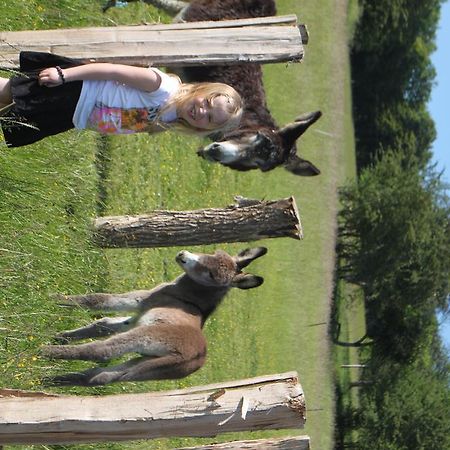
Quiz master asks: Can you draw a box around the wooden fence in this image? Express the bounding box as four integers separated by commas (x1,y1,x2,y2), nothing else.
0,15,308,68
0,372,306,445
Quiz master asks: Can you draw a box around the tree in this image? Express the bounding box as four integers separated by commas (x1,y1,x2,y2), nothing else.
351,0,444,169
356,362,450,450
374,102,436,167
337,151,450,360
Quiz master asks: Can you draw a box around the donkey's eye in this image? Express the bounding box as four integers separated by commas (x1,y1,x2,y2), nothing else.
208,270,214,279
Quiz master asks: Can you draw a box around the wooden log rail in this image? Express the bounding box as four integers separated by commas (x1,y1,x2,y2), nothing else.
93,196,303,248
0,15,307,68
0,372,306,445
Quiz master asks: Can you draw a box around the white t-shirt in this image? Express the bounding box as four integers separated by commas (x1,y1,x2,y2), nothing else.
72,68,180,134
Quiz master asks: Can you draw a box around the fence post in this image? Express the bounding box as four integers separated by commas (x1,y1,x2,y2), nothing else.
93,196,303,248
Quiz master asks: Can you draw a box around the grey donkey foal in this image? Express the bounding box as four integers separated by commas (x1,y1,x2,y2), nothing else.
43,247,267,386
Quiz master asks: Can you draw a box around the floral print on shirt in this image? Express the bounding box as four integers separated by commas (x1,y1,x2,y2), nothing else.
87,103,160,134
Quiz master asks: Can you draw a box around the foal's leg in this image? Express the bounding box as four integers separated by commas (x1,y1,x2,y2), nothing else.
43,326,173,362
45,354,197,386
43,325,207,386
55,291,152,312
54,316,134,343
46,335,206,386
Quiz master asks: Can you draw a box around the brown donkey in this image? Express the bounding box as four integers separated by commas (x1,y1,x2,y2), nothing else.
43,247,267,386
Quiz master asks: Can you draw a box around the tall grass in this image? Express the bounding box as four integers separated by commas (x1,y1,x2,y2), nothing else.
0,1,357,448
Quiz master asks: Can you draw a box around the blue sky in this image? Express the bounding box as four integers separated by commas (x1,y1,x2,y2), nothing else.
429,1,450,351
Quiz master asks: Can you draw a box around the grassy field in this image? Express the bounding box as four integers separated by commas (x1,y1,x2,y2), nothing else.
0,0,357,448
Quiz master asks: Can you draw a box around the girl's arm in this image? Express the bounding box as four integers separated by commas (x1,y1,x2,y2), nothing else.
38,63,162,92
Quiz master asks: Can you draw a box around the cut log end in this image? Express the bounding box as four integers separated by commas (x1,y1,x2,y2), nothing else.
287,196,303,240
298,24,309,44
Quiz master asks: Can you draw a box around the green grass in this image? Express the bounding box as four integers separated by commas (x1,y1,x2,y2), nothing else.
0,1,357,448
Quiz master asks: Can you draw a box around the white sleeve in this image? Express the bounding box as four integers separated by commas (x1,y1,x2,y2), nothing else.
149,68,180,99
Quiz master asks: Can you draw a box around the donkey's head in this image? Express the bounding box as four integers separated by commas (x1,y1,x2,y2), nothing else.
197,111,322,175
176,247,267,289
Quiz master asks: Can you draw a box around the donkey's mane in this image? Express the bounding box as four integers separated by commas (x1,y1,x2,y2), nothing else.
178,0,279,135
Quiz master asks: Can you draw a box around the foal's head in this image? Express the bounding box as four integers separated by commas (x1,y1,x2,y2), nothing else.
176,247,267,289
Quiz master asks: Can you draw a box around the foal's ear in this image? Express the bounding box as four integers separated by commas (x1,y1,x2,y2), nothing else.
232,273,264,290
235,247,267,269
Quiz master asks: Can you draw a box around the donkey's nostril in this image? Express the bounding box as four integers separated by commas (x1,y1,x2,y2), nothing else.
176,251,187,264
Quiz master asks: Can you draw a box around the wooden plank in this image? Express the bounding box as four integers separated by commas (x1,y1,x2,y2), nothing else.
0,15,298,36
175,436,311,449
137,14,299,30
0,372,306,445
0,16,304,68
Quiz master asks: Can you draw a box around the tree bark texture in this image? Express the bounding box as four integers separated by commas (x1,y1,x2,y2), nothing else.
0,372,306,445
175,435,310,449
93,197,303,248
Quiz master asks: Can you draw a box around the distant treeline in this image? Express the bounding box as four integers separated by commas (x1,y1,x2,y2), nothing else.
351,0,443,170
336,152,450,450
337,0,450,448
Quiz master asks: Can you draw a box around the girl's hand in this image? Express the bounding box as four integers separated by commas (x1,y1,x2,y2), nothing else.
38,67,64,87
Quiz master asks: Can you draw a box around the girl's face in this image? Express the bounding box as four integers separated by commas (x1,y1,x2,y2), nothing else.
178,95,231,131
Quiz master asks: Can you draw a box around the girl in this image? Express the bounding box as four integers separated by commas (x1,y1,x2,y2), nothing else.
0,52,243,147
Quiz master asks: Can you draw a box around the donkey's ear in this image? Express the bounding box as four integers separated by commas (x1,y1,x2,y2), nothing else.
285,155,321,176
235,247,267,269
278,111,322,147
232,273,264,290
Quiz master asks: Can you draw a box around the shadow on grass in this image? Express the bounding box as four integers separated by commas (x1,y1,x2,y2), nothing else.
94,134,113,216
330,266,368,450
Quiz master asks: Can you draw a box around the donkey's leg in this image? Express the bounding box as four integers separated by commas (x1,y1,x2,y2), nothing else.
102,0,119,13
117,351,206,382
44,326,207,385
55,291,152,312
46,347,206,386
43,326,174,362
143,0,189,16
55,316,133,343
103,1,189,15
102,326,206,383
44,353,201,386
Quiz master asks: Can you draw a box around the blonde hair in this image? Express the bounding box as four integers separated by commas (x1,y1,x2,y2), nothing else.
158,81,243,136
